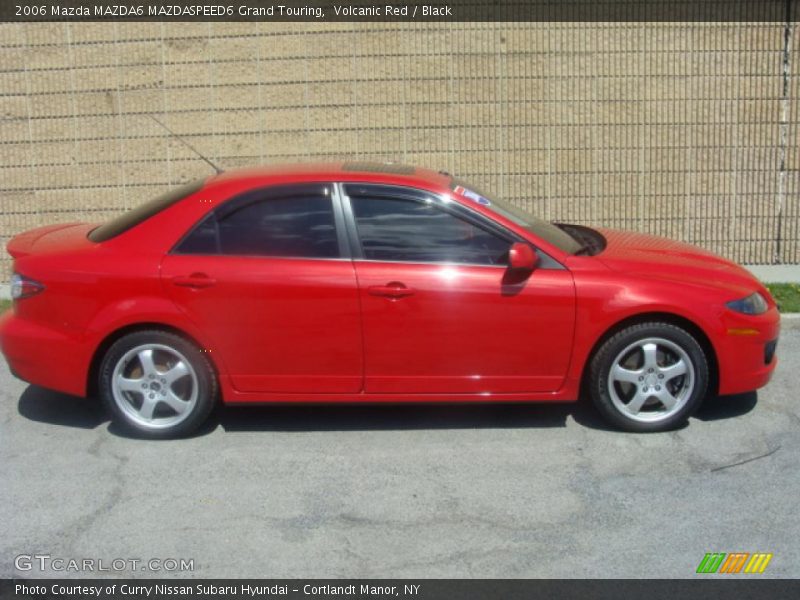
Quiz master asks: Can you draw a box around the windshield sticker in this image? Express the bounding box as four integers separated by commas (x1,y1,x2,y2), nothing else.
454,186,491,206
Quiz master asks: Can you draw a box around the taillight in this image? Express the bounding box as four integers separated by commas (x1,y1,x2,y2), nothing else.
10,273,45,300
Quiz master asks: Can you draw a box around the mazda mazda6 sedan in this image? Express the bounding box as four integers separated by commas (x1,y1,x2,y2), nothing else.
0,162,780,437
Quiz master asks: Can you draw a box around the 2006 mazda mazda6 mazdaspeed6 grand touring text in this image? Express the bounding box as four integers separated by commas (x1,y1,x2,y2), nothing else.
0,162,780,438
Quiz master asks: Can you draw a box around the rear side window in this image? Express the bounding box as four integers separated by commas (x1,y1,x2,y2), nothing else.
175,183,340,259
88,179,204,243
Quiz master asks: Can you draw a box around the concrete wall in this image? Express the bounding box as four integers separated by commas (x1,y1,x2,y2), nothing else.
0,21,798,279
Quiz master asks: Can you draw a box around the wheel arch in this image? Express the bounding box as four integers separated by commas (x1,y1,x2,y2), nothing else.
86,322,223,401
579,311,719,399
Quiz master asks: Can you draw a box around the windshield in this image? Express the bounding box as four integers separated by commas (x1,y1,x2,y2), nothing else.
450,178,583,254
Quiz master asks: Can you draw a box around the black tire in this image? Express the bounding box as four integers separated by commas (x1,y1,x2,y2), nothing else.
589,322,709,432
99,330,217,439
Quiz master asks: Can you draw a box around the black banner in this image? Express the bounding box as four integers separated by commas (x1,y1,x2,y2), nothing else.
2,580,800,600
0,0,795,23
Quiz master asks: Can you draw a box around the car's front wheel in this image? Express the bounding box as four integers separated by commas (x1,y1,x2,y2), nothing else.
99,330,217,438
589,322,709,432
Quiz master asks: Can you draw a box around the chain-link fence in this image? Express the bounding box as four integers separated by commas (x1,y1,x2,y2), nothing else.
0,16,798,279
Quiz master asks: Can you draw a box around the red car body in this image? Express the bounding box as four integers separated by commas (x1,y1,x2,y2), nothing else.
0,162,780,428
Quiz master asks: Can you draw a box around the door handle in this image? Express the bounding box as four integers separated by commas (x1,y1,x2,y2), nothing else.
367,282,415,298
172,273,217,289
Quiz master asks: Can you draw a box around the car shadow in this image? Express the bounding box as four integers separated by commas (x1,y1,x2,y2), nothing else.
213,402,574,433
17,384,578,436
693,391,758,421
17,385,109,430
15,385,758,437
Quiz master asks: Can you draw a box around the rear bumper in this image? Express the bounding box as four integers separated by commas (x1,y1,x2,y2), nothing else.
716,307,780,396
0,309,88,397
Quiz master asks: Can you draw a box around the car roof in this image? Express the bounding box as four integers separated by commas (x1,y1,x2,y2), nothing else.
204,161,453,192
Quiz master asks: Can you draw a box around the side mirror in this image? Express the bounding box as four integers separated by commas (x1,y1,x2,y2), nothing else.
508,242,538,272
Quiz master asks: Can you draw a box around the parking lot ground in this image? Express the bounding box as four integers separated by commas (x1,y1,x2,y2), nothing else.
1,321,798,578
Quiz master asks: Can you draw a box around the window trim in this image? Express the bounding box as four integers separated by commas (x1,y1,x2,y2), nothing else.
169,182,350,260
169,180,564,269
337,182,563,269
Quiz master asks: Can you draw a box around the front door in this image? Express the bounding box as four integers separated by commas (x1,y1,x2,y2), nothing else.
343,183,576,395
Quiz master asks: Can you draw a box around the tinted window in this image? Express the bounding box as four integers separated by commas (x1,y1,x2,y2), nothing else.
175,186,339,259
349,191,510,265
89,179,204,242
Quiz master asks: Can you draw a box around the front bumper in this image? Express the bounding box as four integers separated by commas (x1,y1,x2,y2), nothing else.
715,306,780,396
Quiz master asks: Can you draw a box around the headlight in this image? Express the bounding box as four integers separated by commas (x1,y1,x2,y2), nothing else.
726,292,768,315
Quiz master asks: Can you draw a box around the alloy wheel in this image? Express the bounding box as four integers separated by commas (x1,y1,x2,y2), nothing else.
607,336,695,423
110,343,199,430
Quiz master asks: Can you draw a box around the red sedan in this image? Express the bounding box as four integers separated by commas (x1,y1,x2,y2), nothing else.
0,162,780,437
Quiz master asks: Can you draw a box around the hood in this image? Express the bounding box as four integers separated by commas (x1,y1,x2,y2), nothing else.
7,223,96,258
594,227,762,294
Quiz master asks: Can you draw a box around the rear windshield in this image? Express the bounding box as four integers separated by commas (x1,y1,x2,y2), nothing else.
88,179,204,243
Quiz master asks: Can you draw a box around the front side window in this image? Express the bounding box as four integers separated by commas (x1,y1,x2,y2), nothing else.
175,184,339,259
346,185,511,266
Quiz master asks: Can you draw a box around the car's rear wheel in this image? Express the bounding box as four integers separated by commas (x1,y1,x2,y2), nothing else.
99,330,216,438
589,322,709,432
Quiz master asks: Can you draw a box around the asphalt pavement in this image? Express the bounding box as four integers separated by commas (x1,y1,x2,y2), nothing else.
1,321,798,579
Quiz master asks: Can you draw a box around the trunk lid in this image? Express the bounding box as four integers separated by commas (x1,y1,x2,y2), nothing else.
7,223,96,258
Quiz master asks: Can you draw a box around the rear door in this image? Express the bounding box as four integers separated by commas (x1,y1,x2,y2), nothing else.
342,183,576,395
161,183,363,394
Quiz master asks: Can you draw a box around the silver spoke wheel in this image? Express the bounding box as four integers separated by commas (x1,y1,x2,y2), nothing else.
607,337,695,424
111,343,199,430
